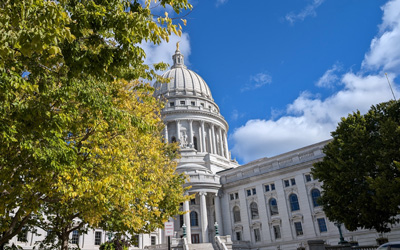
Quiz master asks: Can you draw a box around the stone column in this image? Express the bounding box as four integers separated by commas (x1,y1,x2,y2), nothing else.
211,125,217,155
223,132,229,159
214,192,224,236
201,121,206,153
176,120,181,144
199,192,209,243
198,126,203,152
183,199,192,244
158,228,162,244
189,120,193,147
218,127,224,157
138,234,143,249
208,126,213,154
164,122,169,143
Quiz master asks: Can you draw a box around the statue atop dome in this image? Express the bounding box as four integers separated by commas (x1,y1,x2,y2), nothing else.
176,41,180,51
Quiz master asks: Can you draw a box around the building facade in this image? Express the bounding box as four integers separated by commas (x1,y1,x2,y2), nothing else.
9,47,400,250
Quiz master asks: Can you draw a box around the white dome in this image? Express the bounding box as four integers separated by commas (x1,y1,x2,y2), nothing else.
153,49,213,100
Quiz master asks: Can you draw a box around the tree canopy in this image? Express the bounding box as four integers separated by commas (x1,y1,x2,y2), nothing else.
312,100,400,233
0,0,190,248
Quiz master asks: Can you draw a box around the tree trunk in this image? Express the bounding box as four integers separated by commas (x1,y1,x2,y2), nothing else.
61,233,69,250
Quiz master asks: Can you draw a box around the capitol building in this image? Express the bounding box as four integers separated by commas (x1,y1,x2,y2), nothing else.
11,47,400,250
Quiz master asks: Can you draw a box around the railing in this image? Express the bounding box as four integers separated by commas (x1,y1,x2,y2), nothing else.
215,236,227,250
182,237,189,250
325,246,377,250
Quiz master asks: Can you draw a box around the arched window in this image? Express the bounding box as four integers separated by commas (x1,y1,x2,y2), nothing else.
190,211,198,227
193,136,198,150
311,189,321,207
250,202,259,219
171,136,176,143
289,194,300,211
269,198,279,216
233,206,241,223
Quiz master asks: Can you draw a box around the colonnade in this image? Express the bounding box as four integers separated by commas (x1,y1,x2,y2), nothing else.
182,192,224,244
164,120,229,159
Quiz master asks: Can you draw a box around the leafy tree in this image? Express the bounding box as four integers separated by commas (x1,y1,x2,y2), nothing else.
0,0,190,249
312,100,400,233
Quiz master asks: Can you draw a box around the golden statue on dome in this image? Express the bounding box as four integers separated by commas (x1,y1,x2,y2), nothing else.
176,41,180,51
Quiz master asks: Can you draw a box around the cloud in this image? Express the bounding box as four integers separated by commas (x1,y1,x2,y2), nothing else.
216,0,228,7
141,33,191,69
285,0,325,24
230,109,245,121
315,63,342,88
231,0,400,163
241,73,272,92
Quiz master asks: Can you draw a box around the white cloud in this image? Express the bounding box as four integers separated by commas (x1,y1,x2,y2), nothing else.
231,0,400,163
285,0,325,24
315,63,342,88
141,33,191,69
216,0,228,7
241,73,272,92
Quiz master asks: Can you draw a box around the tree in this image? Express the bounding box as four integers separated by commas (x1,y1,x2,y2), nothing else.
312,100,400,233
0,0,190,249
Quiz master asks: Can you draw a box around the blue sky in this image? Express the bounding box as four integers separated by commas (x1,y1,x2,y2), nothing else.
144,0,400,164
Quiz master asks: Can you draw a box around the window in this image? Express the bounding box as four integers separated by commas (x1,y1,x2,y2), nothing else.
71,230,79,245
179,214,184,228
271,184,275,190
193,136,198,150
284,180,290,187
273,225,281,239
151,236,156,245
254,228,261,242
235,231,242,241
247,190,252,196
265,185,270,192
190,198,196,205
133,235,139,247
233,206,241,223
252,188,256,195
311,189,321,207
269,198,279,216
180,101,185,105
95,232,102,245
317,218,327,232
289,194,300,211
294,222,303,236
191,101,195,106
171,136,176,143
190,211,198,226
305,174,312,182
17,227,28,242
250,202,259,219
230,192,239,200
200,103,204,107
170,102,174,107
265,183,275,192
291,178,296,185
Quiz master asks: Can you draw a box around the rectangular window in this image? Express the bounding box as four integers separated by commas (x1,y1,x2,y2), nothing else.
284,180,290,187
291,178,296,186
305,174,312,182
317,218,328,233
133,235,139,247
294,222,303,236
169,102,174,107
95,232,102,245
247,189,252,196
254,228,261,242
273,225,281,239
235,231,241,241
71,230,79,245
271,183,275,190
17,227,28,242
151,236,156,245
252,188,256,195
265,185,270,192
235,193,239,199
230,194,234,200
190,198,196,205
180,101,185,105
191,101,195,106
